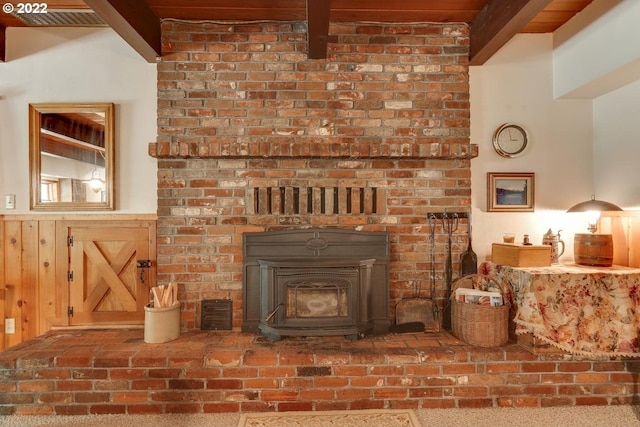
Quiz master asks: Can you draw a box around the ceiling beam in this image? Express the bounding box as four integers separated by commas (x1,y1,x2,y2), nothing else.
307,0,331,59
0,26,5,63
470,0,553,66
83,0,161,63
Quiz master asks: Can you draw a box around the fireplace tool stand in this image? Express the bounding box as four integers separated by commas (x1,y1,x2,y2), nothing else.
391,214,441,334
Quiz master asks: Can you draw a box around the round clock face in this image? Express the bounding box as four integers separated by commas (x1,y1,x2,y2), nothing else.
493,123,528,158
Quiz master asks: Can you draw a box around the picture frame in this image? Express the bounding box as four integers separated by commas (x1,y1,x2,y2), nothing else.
487,172,535,212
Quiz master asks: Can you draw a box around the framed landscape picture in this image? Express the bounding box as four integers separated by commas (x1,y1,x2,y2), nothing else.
487,172,535,212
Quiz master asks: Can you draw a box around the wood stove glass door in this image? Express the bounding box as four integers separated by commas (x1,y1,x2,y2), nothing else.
278,270,358,328
286,279,349,318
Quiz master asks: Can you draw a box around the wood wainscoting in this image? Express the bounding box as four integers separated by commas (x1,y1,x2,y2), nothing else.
599,210,640,268
0,214,157,350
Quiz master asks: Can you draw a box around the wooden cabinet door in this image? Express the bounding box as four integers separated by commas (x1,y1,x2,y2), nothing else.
66,223,155,326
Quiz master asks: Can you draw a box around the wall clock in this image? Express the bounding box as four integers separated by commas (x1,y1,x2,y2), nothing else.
492,123,528,158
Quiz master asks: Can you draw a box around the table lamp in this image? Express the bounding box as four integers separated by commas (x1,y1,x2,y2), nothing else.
566,196,623,267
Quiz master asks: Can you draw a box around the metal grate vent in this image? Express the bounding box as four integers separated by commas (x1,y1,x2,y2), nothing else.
201,299,233,330
12,9,107,26
253,186,380,215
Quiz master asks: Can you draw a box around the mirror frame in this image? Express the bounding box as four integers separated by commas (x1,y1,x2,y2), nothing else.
29,103,115,211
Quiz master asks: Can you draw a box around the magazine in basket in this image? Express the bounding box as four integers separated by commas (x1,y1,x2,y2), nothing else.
454,288,503,307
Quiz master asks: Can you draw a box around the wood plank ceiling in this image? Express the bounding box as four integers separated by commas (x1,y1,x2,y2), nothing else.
1,0,594,64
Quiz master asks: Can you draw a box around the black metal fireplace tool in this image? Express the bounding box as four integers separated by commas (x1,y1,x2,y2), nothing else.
441,213,458,330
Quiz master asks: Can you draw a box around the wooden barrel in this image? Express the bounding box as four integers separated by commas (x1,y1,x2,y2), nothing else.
574,234,614,267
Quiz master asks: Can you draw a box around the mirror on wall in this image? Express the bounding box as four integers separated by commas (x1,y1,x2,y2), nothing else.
29,103,115,210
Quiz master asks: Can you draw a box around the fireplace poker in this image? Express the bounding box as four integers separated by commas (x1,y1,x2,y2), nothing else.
441,213,458,330
428,213,439,330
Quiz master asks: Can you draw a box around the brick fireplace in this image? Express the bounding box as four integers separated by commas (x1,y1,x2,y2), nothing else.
149,20,477,331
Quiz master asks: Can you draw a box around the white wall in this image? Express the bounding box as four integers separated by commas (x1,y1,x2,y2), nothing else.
554,0,640,210
0,27,157,214
470,34,594,263
553,0,640,99
469,0,640,262
593,79,640,210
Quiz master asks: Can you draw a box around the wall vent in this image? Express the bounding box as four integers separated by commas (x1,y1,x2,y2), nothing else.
201,299,233,330
12,9,107,26
253,186,380,215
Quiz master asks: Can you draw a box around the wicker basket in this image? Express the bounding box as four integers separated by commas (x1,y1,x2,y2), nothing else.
450,274,510,347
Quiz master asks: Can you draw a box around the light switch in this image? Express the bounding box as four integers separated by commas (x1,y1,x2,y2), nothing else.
5,194,16,209
5,318,16,334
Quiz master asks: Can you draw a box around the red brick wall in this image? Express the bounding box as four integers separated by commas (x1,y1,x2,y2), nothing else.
149,21,477,329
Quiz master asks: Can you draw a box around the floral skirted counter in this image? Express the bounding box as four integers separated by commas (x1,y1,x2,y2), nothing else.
480,261,640,357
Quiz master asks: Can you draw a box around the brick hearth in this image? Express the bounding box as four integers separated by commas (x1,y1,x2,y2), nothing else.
0,331,638,416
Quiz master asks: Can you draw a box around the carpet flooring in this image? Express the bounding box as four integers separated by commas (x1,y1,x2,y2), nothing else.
0,406,639,427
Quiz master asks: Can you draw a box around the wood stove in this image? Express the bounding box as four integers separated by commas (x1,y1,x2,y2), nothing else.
242,229,390,338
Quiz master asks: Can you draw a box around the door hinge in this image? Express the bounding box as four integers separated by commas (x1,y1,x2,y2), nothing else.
67,271,74,281
68,306,74,317
67,235,74,246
